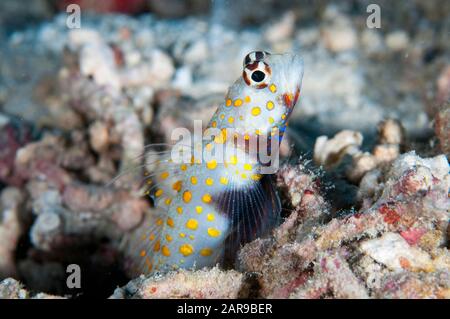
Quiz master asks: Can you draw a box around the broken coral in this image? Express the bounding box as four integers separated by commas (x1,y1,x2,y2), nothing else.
238,151,449,298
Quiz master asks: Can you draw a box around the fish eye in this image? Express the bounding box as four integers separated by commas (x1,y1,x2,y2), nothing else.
251,70,265,82
243,62,271,89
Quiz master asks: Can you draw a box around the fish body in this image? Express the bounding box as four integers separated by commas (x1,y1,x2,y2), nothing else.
129,51,304,275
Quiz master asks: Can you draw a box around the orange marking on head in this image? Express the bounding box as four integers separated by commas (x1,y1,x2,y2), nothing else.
283,93,293,108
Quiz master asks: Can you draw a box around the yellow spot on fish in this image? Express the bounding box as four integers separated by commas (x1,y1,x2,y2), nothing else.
155,189,163,197
189,235,195,240
266,101,274,110
234,99,243,107
176,206,183,214
156,218,163,226
251,107,261,116
228,116,234,124
186,219,198,230
268,117,274,124
153,240,161,252
206,159,217,170
244,96,251,103
140,250,146,257
183,190,192,203
202,193,212,203
220,176,229,185
195,206,203,214
165,234,173,242
145,258,153,271
179,244,194,256
200,248,213,257
179,232,186,238
269,84,277,93
207,227,221,237
180,164,187,171
167,217,175,228
229,155,238,165
251,174,262,181
149,234,155,241
160,172,169,180
244,163,252,171
214,129,227,144
281,114,286,120
190,176,198,185
226,99,232,107
162,246,171,257
172,180,182,192
241,173,247,179
205,177,214,186
207,213,215,221
220,114,225,120
164,198,172,205
255,129,261,135
211,121,217,128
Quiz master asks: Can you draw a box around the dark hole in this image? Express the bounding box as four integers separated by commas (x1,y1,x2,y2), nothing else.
251,70,265,82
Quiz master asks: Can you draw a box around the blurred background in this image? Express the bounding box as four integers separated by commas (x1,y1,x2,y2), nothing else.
0,0,449,298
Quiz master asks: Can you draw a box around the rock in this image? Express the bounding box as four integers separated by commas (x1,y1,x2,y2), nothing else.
183,39,208,65
360,29,384,55
172,66,193,91
377,119,404,145
385,31,410,52
376,272,450,299
79,42,121,90
360,233,434,272
68,29,103,50
347,152,378,182
0,120,32,185
89,121,110,153
436,66,450,105
0,188,24,277
434,102,450,156
313,130,363,168
321,25,357,53
120,49,174,88
110,267,245,299
239,151,449,298
264,11,296,44
0,278,65,299
321,6,357,52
